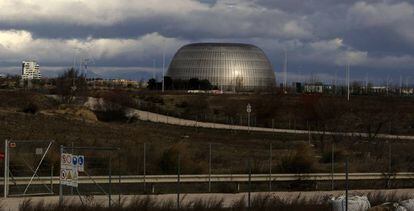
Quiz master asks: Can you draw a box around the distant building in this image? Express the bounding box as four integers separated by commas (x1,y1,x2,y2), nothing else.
0,73,6,79
304,83,323,93
401,88,414,95
21,60,41,80
371,86,387,94
167,43,276,91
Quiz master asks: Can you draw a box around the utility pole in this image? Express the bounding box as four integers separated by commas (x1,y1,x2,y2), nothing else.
386,75,390,96
283,49,288,92
152,59,156,79
346,64,350,101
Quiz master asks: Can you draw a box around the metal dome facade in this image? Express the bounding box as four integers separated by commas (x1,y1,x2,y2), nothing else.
166,43,276,91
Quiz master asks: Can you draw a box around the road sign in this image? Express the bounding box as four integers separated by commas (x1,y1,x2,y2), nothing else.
9,142,16,148
77,155,85,172
247,104,252,113
72,156,78,166
60,153,78,187
35,148,43,155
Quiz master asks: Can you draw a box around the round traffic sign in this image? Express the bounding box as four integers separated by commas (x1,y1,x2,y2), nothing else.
246,104,252,113
78,156,84,165
72,156,78,165
60,169,66,179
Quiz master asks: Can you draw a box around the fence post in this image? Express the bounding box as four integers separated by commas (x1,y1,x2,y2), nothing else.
51,164,54,194
345,157,349,211
71,142,74,196
269,143,272,192
4,140,9,198
331,142,335,190
177,154,181,210
118,151,121,206
248,158,252,210
143,143,146,193
208,143,212,193
109,154,112,208
59,145,63,204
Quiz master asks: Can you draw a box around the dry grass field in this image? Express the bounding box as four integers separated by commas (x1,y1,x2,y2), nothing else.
1,90,414,179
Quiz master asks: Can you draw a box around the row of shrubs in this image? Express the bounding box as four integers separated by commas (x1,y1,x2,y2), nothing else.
18,194,330,211
17,191,413,211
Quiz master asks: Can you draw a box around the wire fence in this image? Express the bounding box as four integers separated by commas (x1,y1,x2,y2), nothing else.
2,138,410,207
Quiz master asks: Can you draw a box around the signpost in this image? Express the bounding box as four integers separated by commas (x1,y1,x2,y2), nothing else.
77,155,85,172
60,154,85,188
247,104,252,132
60,153,78,188
59,149,86,205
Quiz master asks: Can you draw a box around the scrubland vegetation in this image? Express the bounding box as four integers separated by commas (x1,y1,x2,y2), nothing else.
15,191,414,211
1,69,414,193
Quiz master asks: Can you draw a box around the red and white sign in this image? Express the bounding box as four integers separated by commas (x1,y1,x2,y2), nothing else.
9,142,16,148
60,153,78,187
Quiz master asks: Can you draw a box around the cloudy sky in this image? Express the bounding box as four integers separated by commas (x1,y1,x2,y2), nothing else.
1,0,414,84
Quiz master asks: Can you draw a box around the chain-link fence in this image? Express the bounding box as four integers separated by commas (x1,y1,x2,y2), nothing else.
3,138,409,205
4,140,56,197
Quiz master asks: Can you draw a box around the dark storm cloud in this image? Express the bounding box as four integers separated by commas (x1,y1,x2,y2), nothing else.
1,0,414,83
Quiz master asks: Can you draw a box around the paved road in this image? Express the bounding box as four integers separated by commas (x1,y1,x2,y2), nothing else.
125,108,414,141
84,98,414,141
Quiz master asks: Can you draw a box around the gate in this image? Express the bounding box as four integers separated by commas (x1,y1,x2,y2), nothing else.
4,139,55,197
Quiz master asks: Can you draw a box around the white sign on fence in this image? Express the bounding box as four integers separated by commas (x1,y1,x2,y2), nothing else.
60,153,79,187
77,155,85,172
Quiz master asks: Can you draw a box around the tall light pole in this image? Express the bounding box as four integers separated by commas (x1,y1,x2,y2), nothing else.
386,75,390,96
162,40,166,93
346,64,350,101
283,49,288,92
152,59,156,79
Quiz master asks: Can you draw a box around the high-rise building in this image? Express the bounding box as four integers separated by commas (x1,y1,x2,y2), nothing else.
21,60,41,80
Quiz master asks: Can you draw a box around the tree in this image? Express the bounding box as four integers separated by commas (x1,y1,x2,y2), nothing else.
189,78,200,90
55,68,87,103
164,76,173,90
199,79,212,90
147,78,157,90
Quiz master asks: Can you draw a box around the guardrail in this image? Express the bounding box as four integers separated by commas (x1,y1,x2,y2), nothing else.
2,172,413,186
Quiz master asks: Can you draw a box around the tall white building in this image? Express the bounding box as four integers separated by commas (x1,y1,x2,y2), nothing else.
21,60,41,80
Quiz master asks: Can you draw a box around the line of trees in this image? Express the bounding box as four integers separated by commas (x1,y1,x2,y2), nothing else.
147,77,215,90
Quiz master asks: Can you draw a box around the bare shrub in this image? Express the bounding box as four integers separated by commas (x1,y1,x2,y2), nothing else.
367,191,413,207
278,143,316,173
158,142,207,174
55,68,88,104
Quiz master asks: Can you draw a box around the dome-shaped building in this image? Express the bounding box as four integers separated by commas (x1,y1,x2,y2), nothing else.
167,43,276,91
